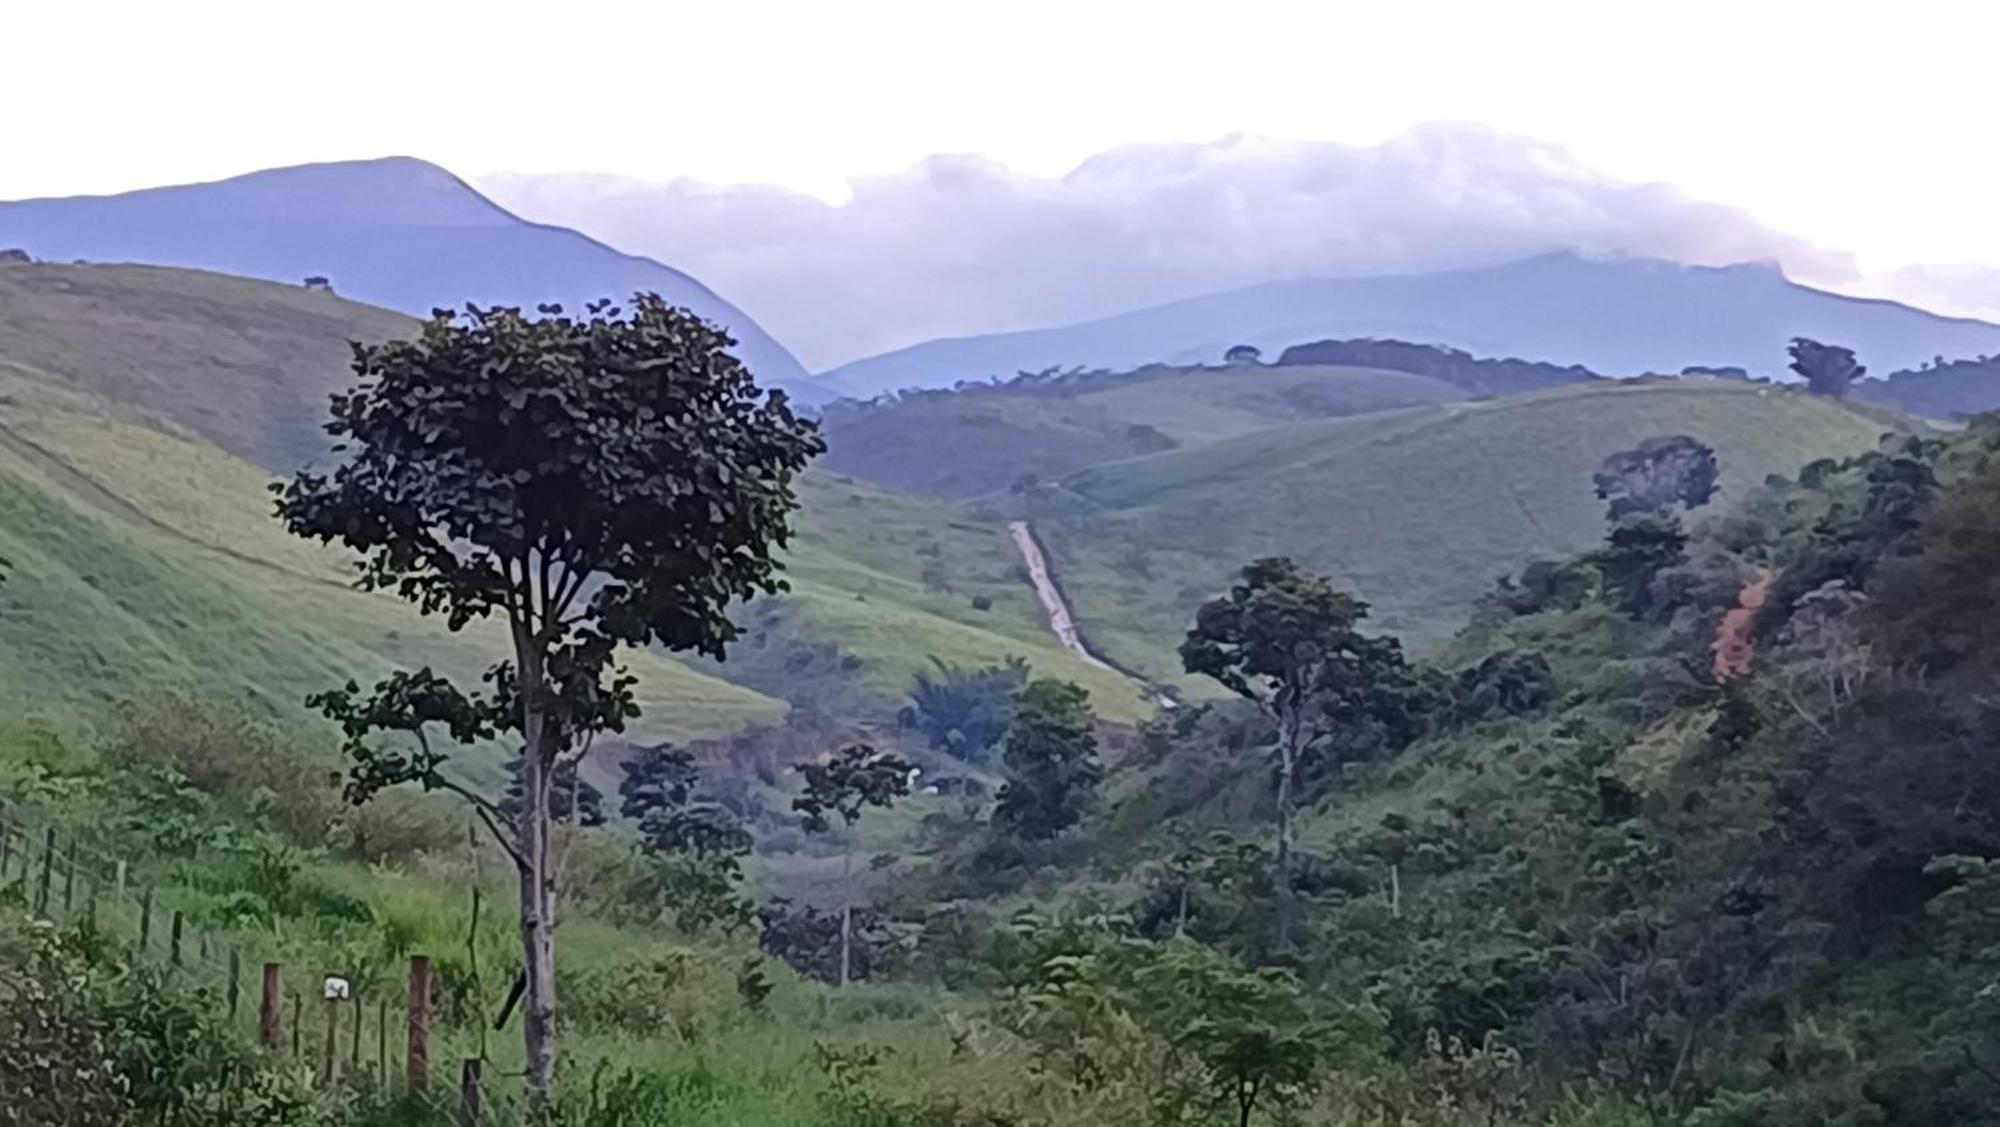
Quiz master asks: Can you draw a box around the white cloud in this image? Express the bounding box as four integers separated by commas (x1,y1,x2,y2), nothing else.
481,124,1858,372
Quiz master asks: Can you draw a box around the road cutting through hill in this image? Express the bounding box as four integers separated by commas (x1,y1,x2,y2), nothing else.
1007,520,1112,670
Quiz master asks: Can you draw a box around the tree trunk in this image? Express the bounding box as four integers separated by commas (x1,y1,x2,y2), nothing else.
1272,705,1298,954
516,668,558,1118
838,846,853,988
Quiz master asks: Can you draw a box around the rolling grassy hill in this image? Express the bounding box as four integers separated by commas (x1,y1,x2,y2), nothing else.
0,261,416,469
819,362,1466,496
0,263,1146,744
1025,380,1912,683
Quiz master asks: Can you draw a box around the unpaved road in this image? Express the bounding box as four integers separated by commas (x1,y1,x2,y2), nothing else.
1007,520,1111,670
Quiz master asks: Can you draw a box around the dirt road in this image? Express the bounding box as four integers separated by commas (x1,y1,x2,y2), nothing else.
1007,520,1111,670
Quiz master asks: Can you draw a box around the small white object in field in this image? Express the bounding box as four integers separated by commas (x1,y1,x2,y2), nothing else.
323,976,351,1001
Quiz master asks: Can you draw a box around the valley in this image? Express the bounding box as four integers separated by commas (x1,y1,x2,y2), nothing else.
1,232,1994,1127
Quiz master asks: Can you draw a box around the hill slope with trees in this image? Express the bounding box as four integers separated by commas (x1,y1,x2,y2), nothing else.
1022,381,1908,681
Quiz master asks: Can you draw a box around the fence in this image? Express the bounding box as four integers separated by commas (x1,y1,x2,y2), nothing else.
0,795,517,1124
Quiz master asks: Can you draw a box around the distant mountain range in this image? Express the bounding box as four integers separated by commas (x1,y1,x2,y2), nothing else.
816,253,2000,400
0,158,822,402
11,159,2000,417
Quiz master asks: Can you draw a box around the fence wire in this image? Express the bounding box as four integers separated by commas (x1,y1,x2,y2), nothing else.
0,796,521,1124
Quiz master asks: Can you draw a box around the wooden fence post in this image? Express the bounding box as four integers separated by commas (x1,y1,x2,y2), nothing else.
458,1058,483,1127
407,955,433,1091
60,838,76,914
227,949,242,1020
114,859,126,902
291,991,302,1057
169,911,184,966
138,887,153,950
83,878,98,937
350,988,363,1069
0,806,10,876
259,963,283,1049
34,827,54,914
377,997,389,1090
320,988,340,1086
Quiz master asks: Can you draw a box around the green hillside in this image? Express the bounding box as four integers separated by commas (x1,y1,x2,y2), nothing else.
0,263,1145,739
818,362,1465,496
1028,380,1910,682
0,261,416,469
0,372,786,747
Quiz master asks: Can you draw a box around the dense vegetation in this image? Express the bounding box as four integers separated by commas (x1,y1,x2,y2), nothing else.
1272,338,1601,395
1859,351,2000,419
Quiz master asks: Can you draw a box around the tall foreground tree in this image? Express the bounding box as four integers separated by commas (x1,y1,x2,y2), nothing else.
1180,558,1388,952
276,297,822,1107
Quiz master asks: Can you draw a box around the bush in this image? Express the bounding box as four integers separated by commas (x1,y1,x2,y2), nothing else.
103,696,344,847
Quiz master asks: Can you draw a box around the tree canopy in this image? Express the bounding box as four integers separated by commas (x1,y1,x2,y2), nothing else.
1788,337,1865,398
994,679,1102,841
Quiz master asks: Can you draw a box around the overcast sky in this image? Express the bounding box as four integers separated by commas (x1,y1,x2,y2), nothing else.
10,0,1999,365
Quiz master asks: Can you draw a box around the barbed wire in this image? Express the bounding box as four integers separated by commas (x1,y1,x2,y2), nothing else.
0,796,519,1124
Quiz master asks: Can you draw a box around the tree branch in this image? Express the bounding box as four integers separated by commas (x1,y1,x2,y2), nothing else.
554,728,596,770
546,553,588,633
534,543,556,643
430,776,527,870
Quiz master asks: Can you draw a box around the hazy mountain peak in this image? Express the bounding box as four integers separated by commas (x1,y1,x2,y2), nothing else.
0,158,821,398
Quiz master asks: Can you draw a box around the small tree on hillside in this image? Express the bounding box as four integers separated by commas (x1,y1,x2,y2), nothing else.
793,744,911,987
1593,435,1719,519
1180,558,1395,952
276,296,823,1107
618,743,754,931
994,679,1102,841
902,656,1029,762
1596,515,1689,619
618,743,700,823
1788,338,1865,399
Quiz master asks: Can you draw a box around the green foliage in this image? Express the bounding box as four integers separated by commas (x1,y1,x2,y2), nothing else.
1593,515,1687,619
1452,651,1555,721
902,656,1028,764
993,679,1102,842
1483,559,1599,617
0,921,129,1126
1788,337,1865,399
1593,435,1719,519
794,746,913,835
499,755,604,828
1002,928,1383,1125
0,920,312,1126
757,900,899,984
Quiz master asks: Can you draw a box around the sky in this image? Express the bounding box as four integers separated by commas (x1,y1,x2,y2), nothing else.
9,0,2000,365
